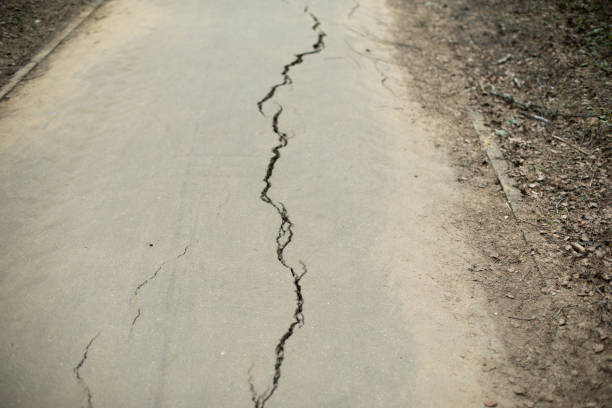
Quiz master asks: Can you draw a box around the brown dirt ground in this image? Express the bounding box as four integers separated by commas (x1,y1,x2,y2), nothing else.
388,0,611,406
0,0,97,88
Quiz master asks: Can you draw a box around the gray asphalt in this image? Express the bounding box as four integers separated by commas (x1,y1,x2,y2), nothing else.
0,0,502,407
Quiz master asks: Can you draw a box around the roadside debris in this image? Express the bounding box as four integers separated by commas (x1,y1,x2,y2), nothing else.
389,0,611,406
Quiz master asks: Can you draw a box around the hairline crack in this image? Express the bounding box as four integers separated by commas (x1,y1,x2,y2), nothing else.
129,244,191,335
74,333,100,408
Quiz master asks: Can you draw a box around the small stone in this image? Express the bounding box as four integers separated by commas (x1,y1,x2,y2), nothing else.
483,401,498,407
560,275,571,286
597,328,608,340
593,344,605,353
571,242,586,254
541,394,554,402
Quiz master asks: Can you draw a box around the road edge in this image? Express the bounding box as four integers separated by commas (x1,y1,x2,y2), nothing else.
0,0,107,102
468,109,523,210
469,109,544,276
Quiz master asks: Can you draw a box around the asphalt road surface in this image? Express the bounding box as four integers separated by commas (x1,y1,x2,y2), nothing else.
0,0,504,407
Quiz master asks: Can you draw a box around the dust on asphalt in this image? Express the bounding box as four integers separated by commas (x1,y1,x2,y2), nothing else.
2,0,609,406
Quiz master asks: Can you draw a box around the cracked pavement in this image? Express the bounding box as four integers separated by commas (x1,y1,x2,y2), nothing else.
0,0,504,407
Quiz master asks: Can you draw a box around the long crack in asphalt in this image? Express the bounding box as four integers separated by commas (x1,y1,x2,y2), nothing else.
250,7,326,408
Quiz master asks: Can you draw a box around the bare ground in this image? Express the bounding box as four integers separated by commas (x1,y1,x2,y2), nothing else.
388,0,611,406
0,0,97,88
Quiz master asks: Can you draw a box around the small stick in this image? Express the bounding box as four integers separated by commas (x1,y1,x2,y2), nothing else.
507,315,536,321
552,135,589,155
553,304,576,318
497,54,512,64
517,218,549,229
520,111,550,123
490,89,598,119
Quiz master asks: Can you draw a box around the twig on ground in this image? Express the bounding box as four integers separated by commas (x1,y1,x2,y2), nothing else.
555,195,568,215
490,89,530,109
551,135,590,155
489,89,599,120
517,218,549,229
520,111,550,123
520,267,534,282
553,304,576,319
497,54,512,64
507,315,537,321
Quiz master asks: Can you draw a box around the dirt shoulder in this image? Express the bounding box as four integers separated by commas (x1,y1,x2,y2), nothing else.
388,0,610,406
0,0,98,89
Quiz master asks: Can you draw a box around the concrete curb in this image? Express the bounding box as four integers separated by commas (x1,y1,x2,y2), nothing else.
0,0,107,102
469,108,543,276
469,109,524,213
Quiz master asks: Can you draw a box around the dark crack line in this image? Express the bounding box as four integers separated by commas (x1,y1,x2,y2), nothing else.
251,8,325,408
74,333,99,408
133,245,190,297
251,262,308,408
130,245,191,335
176,245,190,259
134,265,163,297
256,12,326,115
130,308,142,332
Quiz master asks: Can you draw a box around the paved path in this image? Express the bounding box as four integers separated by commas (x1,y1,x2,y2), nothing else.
0,0,502,406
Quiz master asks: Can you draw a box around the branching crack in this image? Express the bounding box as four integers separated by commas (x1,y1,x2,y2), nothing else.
251,7,325,408
74,333,99,408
